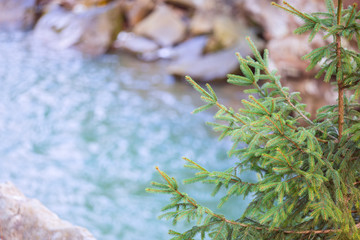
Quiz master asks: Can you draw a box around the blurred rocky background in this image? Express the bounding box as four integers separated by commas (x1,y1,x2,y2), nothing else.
0,0,358,112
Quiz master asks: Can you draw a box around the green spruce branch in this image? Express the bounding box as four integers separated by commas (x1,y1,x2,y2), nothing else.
148,0,360,239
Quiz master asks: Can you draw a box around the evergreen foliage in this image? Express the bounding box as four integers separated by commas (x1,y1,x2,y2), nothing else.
147,0,360,239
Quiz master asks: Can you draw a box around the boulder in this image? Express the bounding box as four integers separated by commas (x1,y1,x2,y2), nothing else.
267,34,326,78
0,0,36,30
140,35,208,61
205,15,245,52
133,5,187,47
170,35,208,61
168,33,264,82
121,0,155,28
286,78,337,116
164,0,196,9
242,0,328,78
113,31,159,54
192,0,217,11
189,11,214,36
0,182,95,240
242,0,290,40
168,46,240,82
33,2,122,56
343,0,359,9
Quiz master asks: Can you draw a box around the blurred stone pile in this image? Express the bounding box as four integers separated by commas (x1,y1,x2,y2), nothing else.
0,0,358,112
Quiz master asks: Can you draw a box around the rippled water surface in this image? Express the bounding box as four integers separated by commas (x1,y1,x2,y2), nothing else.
0,32,252,239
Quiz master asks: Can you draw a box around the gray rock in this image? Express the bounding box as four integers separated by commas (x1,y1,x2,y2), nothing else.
0,182,96,240
0,0,36,30
168,34,264,82
133,5,187,47
114,31,159,53
168,22,264,82
33,2,122,56
168,46,238,82
171,35,208,61
140,35,208,61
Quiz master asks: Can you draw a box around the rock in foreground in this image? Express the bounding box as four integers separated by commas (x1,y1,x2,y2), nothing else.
0,0,36,30
0,182,96,240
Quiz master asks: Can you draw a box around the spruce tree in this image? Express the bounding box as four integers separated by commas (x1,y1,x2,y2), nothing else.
147,0,360,239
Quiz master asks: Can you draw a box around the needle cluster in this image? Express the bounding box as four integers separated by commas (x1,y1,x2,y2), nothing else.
147,1,360,239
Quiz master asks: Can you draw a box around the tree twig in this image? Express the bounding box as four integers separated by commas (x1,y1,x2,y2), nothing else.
336,0,344,140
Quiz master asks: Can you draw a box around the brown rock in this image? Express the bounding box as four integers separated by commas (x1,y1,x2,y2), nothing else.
243,0,328,78
189,11,214,35
267,35,316,78
121,0,155,28
286,78,337,116
0,0,36,30
164,0,196,9
193,0,218,11
133,5,187,46
343,0,359,9
33,1,123,56
0,182,95,240
242,0,290,40
211,15,243,49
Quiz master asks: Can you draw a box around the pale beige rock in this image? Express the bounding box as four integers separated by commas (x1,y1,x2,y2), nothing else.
133,5,187,46
286,78,337,116
33,1,122,56
192,0,217,11
267,35,313,78
121,0,155,28
114,31,159,53
243,0,289,40
0,182,95,240
0,0,36,30
243,0,325,40
204,15,253,53
212,15,241,49
189,11,214,35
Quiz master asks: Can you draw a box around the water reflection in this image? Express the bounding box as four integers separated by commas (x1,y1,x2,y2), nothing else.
0,32,252,239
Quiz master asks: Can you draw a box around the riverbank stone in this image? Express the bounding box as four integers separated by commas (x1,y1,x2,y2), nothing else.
189,11,214,35
0,0,36,30
114,31,159,54
0,182,96,240
33,1,122,55
121,0,155,28
168,32,264,82
164,0,196,9
133,5,187,47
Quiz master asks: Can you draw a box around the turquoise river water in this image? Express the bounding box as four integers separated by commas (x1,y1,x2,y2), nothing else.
0,32,253,239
